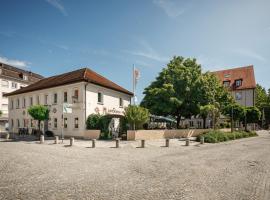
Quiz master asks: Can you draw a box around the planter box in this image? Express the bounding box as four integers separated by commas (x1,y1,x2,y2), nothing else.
83,130,101,139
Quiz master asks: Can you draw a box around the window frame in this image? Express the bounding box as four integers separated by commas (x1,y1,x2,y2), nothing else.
64,118,68,128
63,91,68,103
235,79,242,87
119,97,123,108
74,117,79,129
53,93,58,104
97,92,103,104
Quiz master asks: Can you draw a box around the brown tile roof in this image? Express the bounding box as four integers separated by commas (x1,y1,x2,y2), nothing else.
0,62,43,83
5,68,133,96
212,65,256,90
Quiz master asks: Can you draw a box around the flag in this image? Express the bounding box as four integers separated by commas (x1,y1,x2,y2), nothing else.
134,67,140,86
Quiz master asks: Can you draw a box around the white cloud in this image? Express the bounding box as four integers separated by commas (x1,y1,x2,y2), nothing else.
126,40,169,62
233,48,266,62
0,56,29,68
46,0,67,16
153,0,186,18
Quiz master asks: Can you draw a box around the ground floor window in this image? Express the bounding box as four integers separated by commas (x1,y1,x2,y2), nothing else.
17,119,20,128
74,117,79,128
64,118,67,128
54,118,57,128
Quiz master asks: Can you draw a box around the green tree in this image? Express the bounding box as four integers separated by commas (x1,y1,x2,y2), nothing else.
245,107,261,124
201,72,233,109
200,103,220,130
125,105,149,130
86,114,102,129
141,56,204,128
28,105,49,134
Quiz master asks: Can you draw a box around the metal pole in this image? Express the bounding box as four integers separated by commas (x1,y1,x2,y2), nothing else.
132,64,135,106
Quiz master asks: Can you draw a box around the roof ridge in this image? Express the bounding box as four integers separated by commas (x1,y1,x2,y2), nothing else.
212,65,254,73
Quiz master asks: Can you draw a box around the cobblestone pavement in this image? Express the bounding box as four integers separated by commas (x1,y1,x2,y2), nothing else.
0,131,270,200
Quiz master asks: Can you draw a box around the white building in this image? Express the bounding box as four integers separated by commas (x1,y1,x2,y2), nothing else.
5,68,133,138
0,62,43,131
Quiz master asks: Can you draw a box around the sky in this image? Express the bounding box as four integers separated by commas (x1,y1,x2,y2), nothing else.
0,0,270,101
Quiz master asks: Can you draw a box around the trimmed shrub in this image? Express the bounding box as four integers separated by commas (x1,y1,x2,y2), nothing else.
197,130,258,143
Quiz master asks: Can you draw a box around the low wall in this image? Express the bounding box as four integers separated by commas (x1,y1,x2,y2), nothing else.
127,129,209,140
83,130,101,139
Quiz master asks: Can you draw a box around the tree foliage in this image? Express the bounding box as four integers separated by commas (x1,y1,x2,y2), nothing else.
124,105,149,130
28,105,49,133
141,56,232,128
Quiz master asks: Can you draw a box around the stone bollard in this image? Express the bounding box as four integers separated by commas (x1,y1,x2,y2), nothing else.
40,135,44,144
5,133,10,140
185,138,190,146
115,139,120,148
141,140,145,148
165,138,170,147
200,136,204,145
54,136,59,144
92,139,96,148
70,137,74,146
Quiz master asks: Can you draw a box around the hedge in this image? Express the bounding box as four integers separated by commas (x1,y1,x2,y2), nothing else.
197,130,257,143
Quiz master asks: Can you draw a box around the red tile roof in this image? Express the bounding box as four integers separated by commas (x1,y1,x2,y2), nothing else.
212,65,256,90
5,68,133,96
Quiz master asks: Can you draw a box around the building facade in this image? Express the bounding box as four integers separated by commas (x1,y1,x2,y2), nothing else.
213,65,256,107
5,68,133,138
0,62,43,131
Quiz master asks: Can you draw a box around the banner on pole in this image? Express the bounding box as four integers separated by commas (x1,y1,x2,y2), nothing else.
63,103,72,114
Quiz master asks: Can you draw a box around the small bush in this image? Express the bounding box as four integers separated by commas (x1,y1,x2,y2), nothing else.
45,130,54,137
197,130,258,143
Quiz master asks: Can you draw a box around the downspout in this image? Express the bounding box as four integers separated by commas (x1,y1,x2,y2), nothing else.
85,82,89,129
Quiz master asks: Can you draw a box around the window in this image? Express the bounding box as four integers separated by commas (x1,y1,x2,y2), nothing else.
17,119,20,128
30,97,33,106
98,92,103,104
235,79,242,87
119,98,123,107
73,89,79,102
236,92,242,100
63,92,68,103
23,119,27,127
11,119,14,127
189,121,194,127
53,93,57,104
44,95,48,105
23,75,28,81
64,118,67,128
16,99,20,108
74,117,79,128
11,82,17,89
10,100,14,109
36,96,40,105
22,98,26,108
223,81,230,87
1,80,9,88
54,118,58,128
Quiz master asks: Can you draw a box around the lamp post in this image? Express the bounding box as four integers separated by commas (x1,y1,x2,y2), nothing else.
231,105,234,133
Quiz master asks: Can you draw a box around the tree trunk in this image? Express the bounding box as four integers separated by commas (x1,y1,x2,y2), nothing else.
176,116,181,129
38,120,42,135
203,117,206,129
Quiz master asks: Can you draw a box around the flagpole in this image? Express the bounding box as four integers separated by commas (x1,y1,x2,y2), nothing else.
133,64,135,105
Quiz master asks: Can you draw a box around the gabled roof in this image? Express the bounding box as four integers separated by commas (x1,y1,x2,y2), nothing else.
0,62,43,83
5,68,133,96
212,65,256,90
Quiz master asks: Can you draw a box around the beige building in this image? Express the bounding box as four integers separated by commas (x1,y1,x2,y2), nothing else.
0,62,43,131
5,68,133,138
213,65,256,107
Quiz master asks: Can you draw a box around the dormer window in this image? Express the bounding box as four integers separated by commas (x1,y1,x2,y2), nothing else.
223,81,230,87
224,74,230,78
235,79,242,87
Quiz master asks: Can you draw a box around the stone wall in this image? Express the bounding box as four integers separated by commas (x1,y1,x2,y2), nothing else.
127,129,209,140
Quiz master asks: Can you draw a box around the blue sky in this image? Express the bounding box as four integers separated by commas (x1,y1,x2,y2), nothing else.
1,0,270,101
